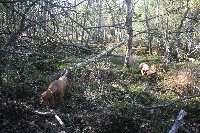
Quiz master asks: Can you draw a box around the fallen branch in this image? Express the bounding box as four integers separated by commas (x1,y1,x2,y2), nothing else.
33,109,65,127
63,39,128,76
32,110,54,117
169,110,187,133
132,93,200,109
55,114,65,126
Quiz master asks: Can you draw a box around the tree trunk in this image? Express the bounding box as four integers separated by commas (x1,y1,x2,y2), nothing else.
74,0,79,41
144,0,152,55
81,1,89,46
94,0,101,42
165,14,170,68
124,0,133,68
176,7,190,47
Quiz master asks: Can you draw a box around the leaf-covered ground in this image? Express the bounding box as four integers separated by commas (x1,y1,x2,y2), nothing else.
1,55,200,133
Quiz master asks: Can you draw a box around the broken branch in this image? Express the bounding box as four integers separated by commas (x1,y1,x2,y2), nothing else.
169,110,187,133
64,38,128,76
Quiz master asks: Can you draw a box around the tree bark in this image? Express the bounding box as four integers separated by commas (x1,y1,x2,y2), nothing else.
144,0,152,55
81,1,89,46
169,110,187,133
124,0,133,68
176,7,190,47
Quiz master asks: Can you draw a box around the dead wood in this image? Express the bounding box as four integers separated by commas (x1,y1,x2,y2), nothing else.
169,110,187,133
63,39,128,76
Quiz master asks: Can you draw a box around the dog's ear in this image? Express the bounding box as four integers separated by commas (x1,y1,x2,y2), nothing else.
40,92,46,104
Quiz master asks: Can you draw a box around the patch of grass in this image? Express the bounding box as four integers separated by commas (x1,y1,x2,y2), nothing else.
111,101,127,110
129,85,144,93
138,55,161,63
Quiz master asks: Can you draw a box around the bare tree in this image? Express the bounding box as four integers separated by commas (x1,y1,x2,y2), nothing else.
176,3,190,47
124,0,133,68
93,0,102,42
80,1,89,46
144,0,152,55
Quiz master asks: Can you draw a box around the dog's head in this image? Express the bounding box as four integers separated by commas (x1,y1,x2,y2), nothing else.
139,63,144,70
40,91,54,106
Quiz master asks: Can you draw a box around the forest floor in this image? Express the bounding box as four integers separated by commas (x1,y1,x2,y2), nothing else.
0,54,200,133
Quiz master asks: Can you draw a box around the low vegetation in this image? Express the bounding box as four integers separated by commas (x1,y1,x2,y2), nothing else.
0,0,199,132
1,46,199,132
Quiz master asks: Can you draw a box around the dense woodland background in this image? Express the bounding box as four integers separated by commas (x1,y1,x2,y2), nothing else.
0,0,199,132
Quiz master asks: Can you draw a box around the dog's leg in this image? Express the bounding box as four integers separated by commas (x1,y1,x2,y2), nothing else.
58,93,65,107
141,70,144,75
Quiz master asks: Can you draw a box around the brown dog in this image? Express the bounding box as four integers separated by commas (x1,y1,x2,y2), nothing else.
139,63,150,76
40,76,67,106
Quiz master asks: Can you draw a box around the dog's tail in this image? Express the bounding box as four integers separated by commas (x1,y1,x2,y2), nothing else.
63,67,74,77
63,70,68,77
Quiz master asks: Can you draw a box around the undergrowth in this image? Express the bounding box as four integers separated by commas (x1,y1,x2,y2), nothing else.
0,53,200,132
